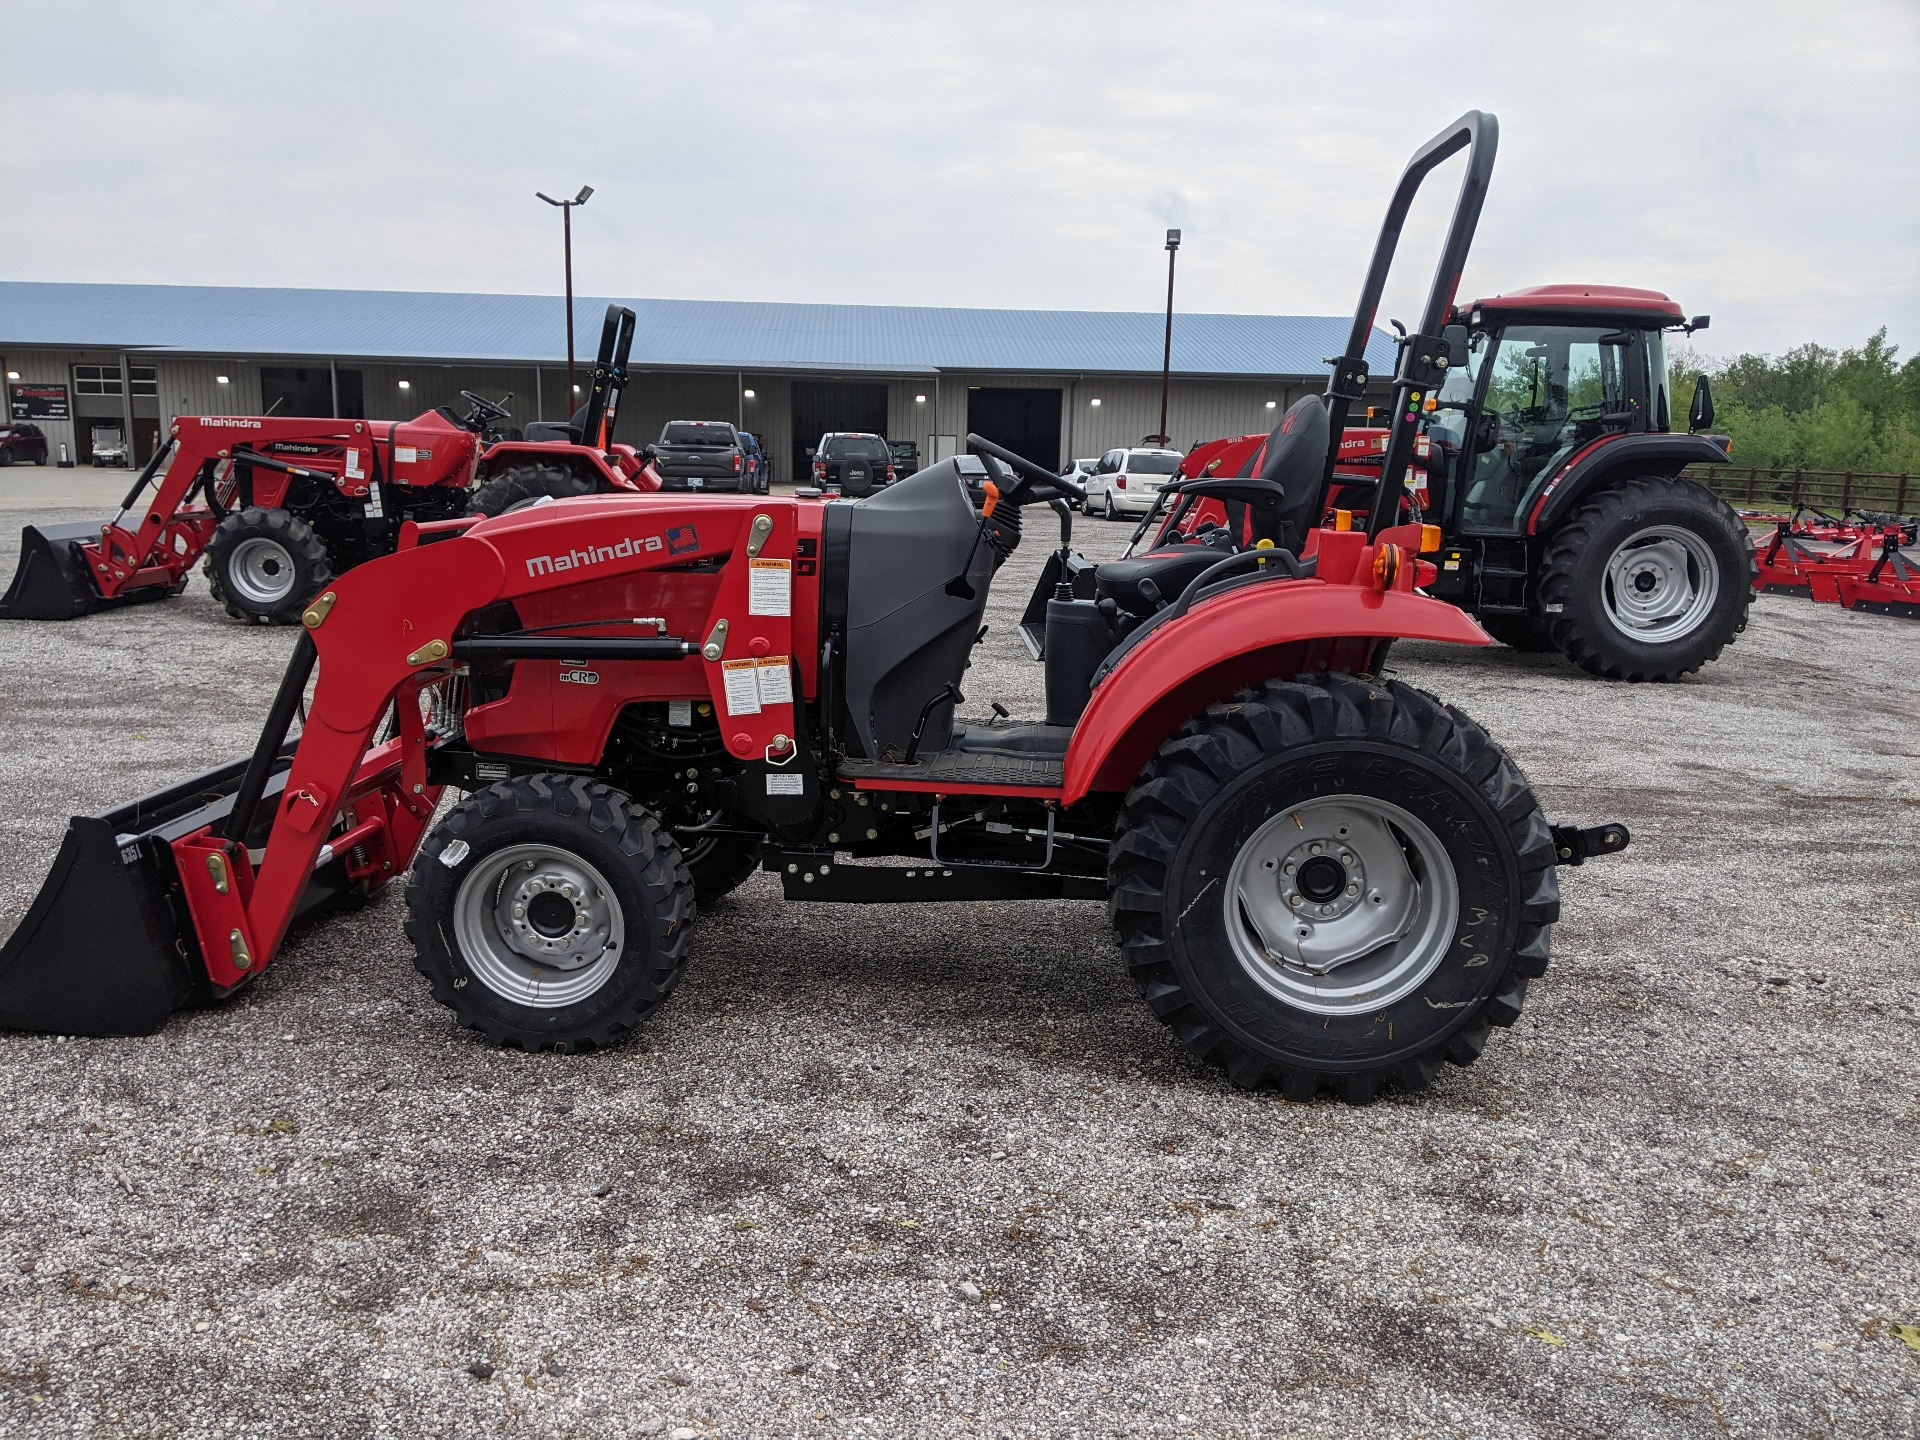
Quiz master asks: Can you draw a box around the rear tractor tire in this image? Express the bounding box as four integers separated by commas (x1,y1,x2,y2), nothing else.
1108,675,1560,1103
406,775,696,1051
204,506,332,625
468,462,596,518
1538,476,1756,681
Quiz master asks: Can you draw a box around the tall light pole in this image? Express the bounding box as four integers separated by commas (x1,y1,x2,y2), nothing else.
537,185,594,403
1156,228,1181,447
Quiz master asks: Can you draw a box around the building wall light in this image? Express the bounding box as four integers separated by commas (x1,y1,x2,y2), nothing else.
216,375,230,385
5,370,18,380
914,394,927,403
1266,400,1278,409
743,388,756,399
1090,398,1102,407
398,380,411,390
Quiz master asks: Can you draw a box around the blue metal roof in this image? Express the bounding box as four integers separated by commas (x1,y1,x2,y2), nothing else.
0,281,1396,380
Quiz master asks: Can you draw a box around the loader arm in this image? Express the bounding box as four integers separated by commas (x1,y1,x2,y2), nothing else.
209,495,788,974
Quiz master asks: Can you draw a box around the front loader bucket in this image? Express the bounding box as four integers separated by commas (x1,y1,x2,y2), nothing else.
1016,549,1099,660
0,521,107,619
0,520,181,620
0,815,198,1035
0,747,303,1036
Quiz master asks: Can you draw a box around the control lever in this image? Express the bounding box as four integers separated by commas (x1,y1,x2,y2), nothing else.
944,453,1012,599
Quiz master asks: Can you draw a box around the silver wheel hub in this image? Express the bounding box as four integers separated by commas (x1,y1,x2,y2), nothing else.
227,536,298,606
1224,796,1458,1016
1601,525,1719,642
453,844,624,1008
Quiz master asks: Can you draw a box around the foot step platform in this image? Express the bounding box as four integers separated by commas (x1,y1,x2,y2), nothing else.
837,749,1064,793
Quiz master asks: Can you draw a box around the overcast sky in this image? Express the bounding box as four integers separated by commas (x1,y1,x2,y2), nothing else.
1,1,1914,361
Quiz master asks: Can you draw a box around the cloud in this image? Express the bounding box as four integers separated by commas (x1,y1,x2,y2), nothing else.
0,0,1913,357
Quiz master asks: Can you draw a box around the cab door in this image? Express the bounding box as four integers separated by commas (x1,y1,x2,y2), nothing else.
1446,323,1649,536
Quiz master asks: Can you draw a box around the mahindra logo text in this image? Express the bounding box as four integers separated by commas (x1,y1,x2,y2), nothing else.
199,418,263,428
526,533,666,577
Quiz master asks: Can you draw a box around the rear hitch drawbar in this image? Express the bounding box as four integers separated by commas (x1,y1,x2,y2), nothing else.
1549,822,1631,867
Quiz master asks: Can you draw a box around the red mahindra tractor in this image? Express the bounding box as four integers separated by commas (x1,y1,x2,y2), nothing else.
1110,289,1755,681
0,306,657,626
0,113,1630,1101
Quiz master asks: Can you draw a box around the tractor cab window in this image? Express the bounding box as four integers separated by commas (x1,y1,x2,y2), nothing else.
1459,324,1636,535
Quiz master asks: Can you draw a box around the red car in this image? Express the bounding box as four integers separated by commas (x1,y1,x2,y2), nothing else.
0,422,50,466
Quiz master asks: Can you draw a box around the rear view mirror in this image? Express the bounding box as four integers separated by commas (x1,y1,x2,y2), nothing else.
1688,374,1715,433
1440,324,1470,367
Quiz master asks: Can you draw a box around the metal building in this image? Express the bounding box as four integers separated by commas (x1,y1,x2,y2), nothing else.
0,282,1396,478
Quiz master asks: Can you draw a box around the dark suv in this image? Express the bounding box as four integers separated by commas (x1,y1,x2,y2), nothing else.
650,420,749,492
0,423,50,467
812,433,895,495
738,431,771,493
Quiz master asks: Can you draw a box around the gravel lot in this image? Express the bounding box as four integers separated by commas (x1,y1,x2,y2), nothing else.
0,478,1916,1439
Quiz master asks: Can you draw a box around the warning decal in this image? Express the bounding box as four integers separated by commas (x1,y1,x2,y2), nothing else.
748,558,792,617
720,660,762,715
756,657,793,706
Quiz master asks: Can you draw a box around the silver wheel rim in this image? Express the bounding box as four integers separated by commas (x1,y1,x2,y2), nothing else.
1223,795,1459,1017
1601,525,1719,642
452,843,625,1009
227,536,299,606
1105,493,1116,518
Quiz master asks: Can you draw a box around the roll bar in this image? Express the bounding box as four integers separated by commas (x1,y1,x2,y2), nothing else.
579,304,637,451
1319,110,1499,536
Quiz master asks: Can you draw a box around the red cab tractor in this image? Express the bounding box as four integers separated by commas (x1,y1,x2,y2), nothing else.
0,113,1630,1102
0,307,657,626
1131,290,1755,681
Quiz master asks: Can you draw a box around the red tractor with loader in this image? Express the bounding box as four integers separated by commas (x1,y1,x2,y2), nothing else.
0,112,1630,1101
0,307,658,626
1106,288,1756,681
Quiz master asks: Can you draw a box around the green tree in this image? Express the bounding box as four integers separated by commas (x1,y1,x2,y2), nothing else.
1669,329,1920,476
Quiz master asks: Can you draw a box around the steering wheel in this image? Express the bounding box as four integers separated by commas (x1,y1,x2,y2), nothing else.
458,390,513,430
965,433,1088,505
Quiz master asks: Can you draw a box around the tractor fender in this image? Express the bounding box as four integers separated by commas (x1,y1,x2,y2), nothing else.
1059,580,1491,805
1527,433,1730,535
475,441,647,492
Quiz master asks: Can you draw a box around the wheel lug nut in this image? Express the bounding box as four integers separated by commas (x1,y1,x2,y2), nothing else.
1287,893,1301,907
1308,842,1323,855
513,904,525,919
1346,883,1359,896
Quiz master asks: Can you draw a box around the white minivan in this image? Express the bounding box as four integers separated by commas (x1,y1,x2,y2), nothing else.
1082,447,1184,519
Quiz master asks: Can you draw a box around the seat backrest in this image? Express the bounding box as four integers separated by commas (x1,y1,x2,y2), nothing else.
1243,396,1331,545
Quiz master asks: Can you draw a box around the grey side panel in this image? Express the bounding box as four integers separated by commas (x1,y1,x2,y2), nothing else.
840,460,996,759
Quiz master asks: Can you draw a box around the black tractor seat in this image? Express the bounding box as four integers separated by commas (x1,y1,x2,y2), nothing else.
1095,395,1335,620
1095,540,1237,618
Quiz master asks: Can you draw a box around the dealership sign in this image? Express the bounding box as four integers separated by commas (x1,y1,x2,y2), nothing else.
8,383,70,422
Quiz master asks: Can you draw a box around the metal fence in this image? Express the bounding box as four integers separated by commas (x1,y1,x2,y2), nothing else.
1692,465,1913,516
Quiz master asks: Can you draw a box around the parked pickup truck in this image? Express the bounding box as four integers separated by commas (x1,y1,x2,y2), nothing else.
650,420,749,492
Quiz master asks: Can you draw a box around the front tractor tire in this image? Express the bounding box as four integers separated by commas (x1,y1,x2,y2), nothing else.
468,461,596,518
1108,676,1560,1103
204,506,332,625
1538,476,1756,681
406,775,696,1051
